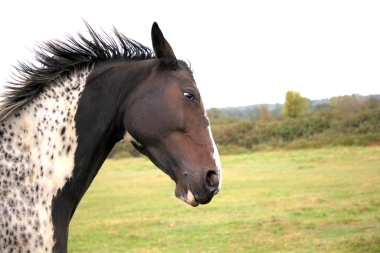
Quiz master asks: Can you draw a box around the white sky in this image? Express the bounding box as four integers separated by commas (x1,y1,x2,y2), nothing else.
0,1,379,108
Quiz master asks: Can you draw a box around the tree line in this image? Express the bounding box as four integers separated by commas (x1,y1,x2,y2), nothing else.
207,92,380,154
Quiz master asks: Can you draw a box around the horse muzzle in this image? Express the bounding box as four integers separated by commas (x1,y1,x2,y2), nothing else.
175,170,220,207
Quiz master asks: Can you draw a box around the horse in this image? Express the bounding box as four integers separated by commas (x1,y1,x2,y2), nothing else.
0,21,222,253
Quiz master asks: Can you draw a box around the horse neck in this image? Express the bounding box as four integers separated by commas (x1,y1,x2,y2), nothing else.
50,59,157,251
70,59,157,193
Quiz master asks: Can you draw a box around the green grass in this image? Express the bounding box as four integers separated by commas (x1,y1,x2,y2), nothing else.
69,146,380,252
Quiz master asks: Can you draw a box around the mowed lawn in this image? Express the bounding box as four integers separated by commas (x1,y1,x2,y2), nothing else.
68,146,380,253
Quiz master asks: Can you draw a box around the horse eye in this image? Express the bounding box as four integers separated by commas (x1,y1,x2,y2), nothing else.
183,92,194,100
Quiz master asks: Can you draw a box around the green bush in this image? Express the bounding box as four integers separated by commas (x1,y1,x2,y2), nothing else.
209,108,380,152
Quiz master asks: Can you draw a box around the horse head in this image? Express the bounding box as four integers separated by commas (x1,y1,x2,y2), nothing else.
123,23,222,206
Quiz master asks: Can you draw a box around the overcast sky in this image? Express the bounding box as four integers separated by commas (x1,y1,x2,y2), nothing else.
0,1,379,108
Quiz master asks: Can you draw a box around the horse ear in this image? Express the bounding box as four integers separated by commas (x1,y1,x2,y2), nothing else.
151,22,178,67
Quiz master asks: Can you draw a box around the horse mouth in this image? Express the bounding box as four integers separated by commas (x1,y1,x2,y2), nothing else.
175,174,201,207
186,190,199,207
130,140,218,207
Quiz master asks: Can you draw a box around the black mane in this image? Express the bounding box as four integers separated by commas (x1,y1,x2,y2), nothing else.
0,21,154,121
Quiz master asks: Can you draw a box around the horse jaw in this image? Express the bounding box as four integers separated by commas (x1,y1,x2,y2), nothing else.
125,127,222,207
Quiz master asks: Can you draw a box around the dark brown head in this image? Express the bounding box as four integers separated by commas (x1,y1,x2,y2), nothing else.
123,23,222,206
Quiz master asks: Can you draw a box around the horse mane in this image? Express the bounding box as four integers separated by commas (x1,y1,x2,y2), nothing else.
0,21,155,122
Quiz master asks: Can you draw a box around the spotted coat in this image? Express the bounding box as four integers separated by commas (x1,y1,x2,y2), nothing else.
0,68,90,252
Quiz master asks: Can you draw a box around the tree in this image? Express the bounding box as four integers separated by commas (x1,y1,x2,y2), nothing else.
329,95,360,113
207,108,223,119
271,103,284,118
283,91,307,118
258,104,273,121
362,96,380,110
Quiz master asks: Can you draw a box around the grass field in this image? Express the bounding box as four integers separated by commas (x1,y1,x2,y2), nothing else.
68,146,380,252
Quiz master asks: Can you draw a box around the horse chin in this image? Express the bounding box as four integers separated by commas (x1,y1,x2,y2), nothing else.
174,175,216,207
185,190,199,207
138,146,217,207
175,185,199,207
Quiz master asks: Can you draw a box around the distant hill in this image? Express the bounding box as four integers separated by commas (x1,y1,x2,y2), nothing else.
208,94,380,120
217,94,380,110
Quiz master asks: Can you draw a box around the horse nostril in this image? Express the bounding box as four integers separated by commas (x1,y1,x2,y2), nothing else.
205,170,219,193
